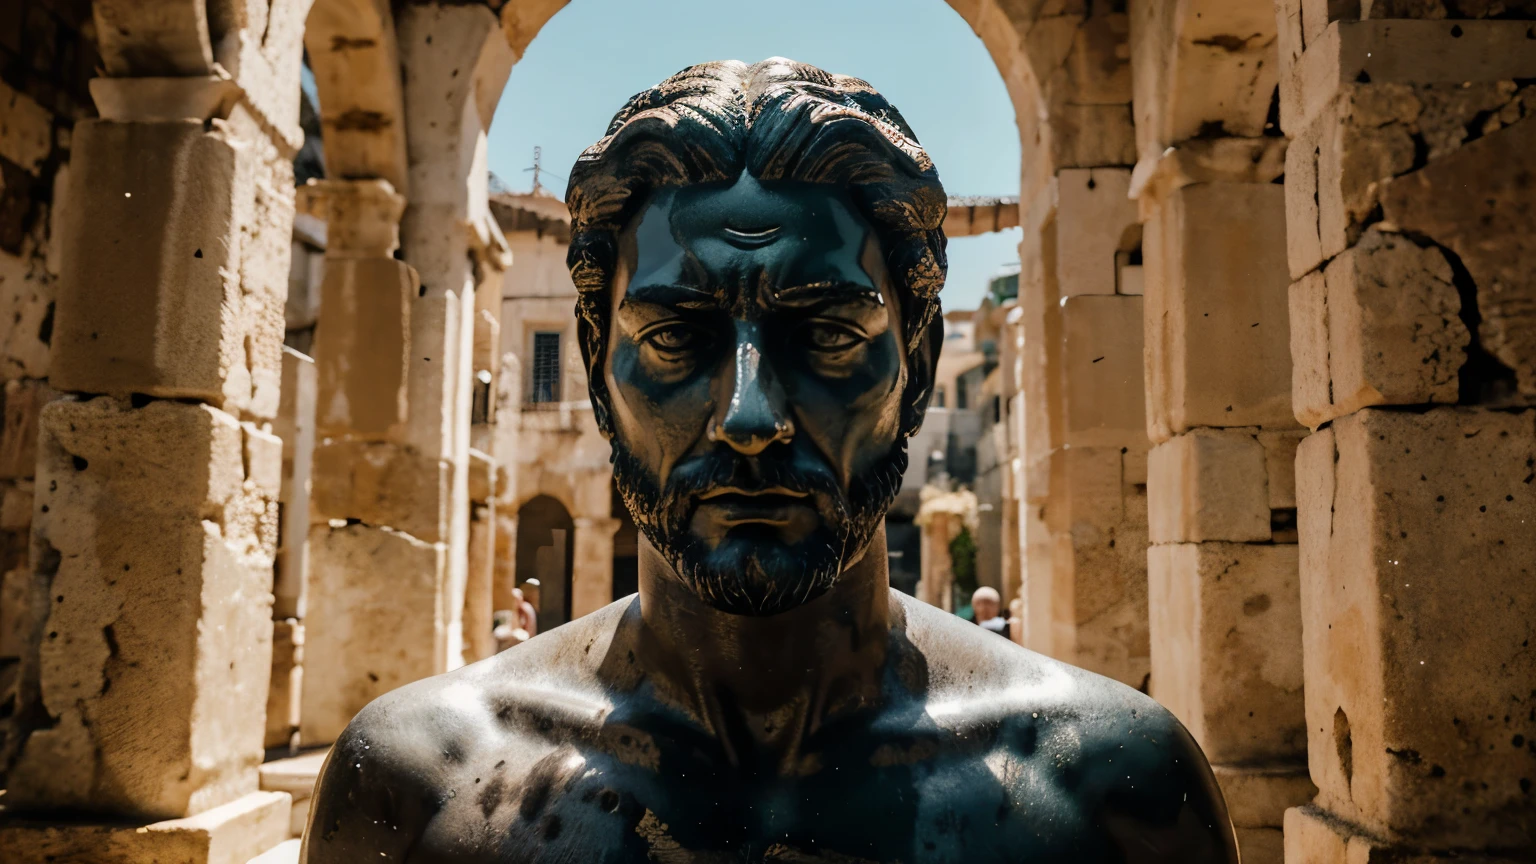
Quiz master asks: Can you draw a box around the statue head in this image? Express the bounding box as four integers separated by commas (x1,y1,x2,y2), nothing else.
566,58,946,616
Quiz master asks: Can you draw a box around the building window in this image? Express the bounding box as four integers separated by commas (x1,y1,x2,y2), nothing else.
530,331,562,403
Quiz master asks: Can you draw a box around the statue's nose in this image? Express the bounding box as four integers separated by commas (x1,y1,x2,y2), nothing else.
710,324,794,456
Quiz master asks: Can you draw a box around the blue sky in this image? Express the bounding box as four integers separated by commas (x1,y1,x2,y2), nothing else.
485,0,1022,311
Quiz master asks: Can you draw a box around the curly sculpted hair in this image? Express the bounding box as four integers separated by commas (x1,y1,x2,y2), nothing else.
564,58,949,437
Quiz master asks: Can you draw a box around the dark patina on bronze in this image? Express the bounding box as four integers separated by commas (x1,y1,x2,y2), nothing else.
303,58,1239,863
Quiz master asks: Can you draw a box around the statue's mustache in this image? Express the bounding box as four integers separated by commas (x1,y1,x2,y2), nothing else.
657,451,851,532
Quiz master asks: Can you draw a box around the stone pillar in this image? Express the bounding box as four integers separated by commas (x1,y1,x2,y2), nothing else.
0,2,304,856
1126,6,1314,859
266,347,315,753
463,450,497,662
1273,6,1536,861
1005,8,1150,689
394,2,514,667
300,179,454,746
570,516,619,619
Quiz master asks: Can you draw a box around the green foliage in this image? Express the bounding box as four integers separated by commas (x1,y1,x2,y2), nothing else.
949,526,978,599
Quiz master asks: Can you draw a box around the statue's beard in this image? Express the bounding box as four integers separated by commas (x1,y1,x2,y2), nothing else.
611,439,908,616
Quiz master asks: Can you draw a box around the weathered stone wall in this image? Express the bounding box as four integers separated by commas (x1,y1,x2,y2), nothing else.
1129,4,1313,860
1275,3,1536,860
0,0,95,784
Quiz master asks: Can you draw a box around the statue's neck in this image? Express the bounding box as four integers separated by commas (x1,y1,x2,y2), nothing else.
633,526,894,763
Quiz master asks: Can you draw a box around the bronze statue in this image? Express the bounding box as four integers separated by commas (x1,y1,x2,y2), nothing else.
303,59,1238,863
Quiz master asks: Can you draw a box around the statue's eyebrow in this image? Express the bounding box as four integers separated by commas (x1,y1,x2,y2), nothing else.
621,282,721,311
768,280,882,308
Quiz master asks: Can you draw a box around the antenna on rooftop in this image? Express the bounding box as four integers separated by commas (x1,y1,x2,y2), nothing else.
523,146,543,193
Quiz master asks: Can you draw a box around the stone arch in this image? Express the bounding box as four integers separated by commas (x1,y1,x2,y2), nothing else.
305,0,411,192
516,493,576,629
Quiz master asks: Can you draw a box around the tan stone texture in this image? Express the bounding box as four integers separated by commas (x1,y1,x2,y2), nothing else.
1281,20,1536,136
309,440,451,544
1148,429,1271,544
0,379,58,480
1214,764,1316,830
1286,81,1535,279
1283,804,1530,864
8,398,278,820
1381,115,1536,396
1291,229,1467,429
273,349,315,620
50,120,288,419
263,619,302,752
1056,168,1138,298
0,789,291,864
1148,543,1305,764
1060,294,1146,449
300,524,446,746
1143,183,1295,441
1259,429,1306,510
312,258,415,439
1297,410,1536,848
464,504,496,664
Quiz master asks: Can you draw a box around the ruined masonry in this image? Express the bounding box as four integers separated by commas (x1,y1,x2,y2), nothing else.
0,2,1530,863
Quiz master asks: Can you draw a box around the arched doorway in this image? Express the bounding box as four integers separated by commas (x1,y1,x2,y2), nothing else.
611,483,640,601
516,495,575,629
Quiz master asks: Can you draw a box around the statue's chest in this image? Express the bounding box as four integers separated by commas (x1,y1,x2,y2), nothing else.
439,743,1093,863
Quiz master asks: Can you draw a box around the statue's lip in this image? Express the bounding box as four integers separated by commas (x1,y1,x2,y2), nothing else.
698,485,809,500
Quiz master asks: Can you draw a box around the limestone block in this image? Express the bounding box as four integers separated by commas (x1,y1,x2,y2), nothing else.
1234,827,1284,864
0,80,53,174
1327,230,1464,420
571,516,619,619
1056,168,1137,298
1286,81,1535,278
263,619,302,752
1214,764,1316,829
468,448,496,504
1117,264,1142,296
1050,103,1138,173
463,504,497,663
0,379,57,479
0,789,291,864
1018,260,1064,503
1283,804,1532,864
1281,20,1536,136
300,524,446,746
0,564,30,657
1148,430,1271,544
1,482,33,531
7,397,278,819
1055,446,1124,531
1297,409,1536,847
273,349,315,620
259,748,327,840
1259,430,1306,510
309,440,450,543
1381,115,1536,396
1288,270,1331,429
312,258,415,439
0,244,55,380
50,121,284,418
1143,183,1295,442
1061,294,1146,449
1057,512,1151,690
1148,543,1305,763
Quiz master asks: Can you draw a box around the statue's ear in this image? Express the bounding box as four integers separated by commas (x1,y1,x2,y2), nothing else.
577,301,615,438
900,310,943,437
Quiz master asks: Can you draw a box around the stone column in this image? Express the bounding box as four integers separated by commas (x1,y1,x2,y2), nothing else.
0,2,305,856
300,179,453,746
395,2,514,667
1126,4,1315,860
1273,6,1536,862
463,450,497,662
570,516,619,619
266,347,316,753
1004,9,1151,690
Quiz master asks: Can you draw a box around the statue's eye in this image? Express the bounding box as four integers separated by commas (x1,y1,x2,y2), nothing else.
804,322,863,352
644,324,703,353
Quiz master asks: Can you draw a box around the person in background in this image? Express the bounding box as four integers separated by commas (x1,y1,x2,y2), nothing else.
514,585,539,639
972,586,1008,639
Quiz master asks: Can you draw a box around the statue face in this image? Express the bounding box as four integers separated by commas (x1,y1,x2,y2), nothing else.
604,172,911,615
